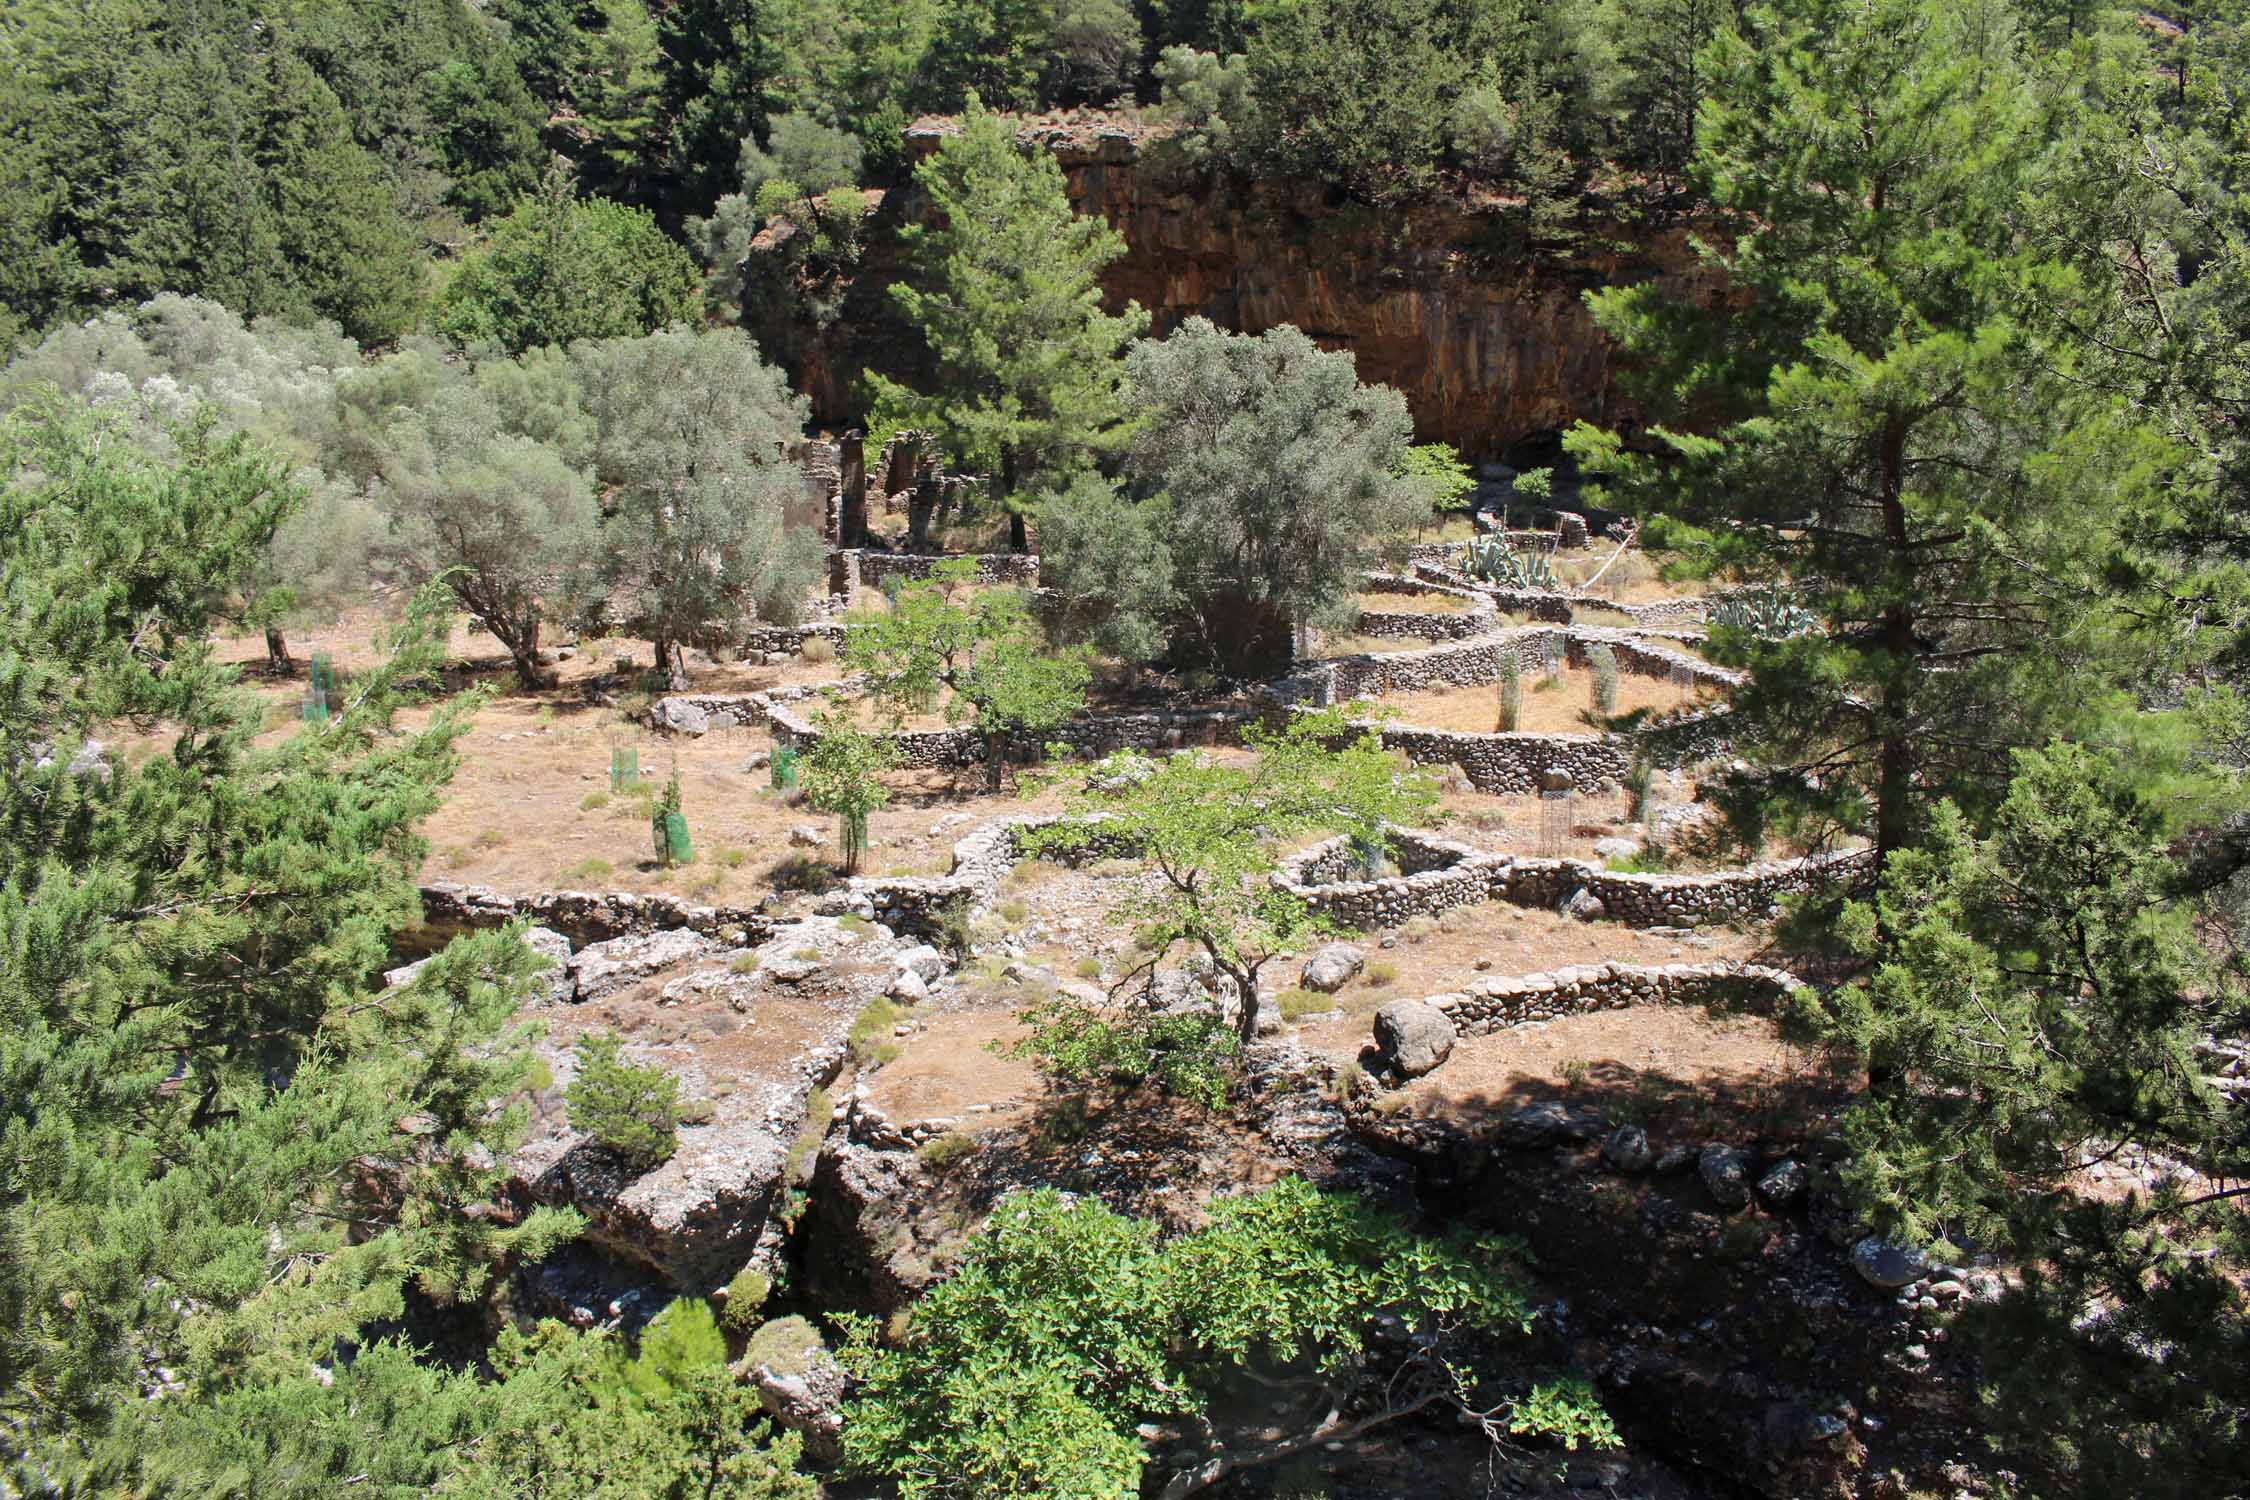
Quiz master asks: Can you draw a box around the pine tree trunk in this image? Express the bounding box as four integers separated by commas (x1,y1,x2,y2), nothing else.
1000,445,1028,553
1874,416,1915,877
263,625,292,675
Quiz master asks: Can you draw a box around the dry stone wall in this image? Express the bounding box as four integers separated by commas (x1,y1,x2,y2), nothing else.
857,551,1041,589
1274,831,1872,932
1425,960,1801,1036
1353,573,1498,643
414,882,773,952
765,696,1256,770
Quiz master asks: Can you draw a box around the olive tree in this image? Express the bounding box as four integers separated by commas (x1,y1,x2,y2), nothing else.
1042,320,1428,677
575,328,825,688
376,376,598,688
1025,709,1437,1052
845,559,1091,790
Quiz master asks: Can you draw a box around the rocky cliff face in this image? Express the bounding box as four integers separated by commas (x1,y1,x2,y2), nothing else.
763,114,1719,462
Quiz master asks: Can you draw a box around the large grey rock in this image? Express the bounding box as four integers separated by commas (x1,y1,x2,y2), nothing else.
1850,1236,1930,1289
1698,1143,1753,1211
789,824,825,849
1373,999,1456,1078
569,929,721,1002
523,926,575,1005
1757,1159,1809,1209
1593,836,1642,862
1563,887,1608,923
650,698,710,736
1602,1124,1657,1172
894,944,947,984
745,1317,846,1466
1498,1100,1605,1148
1300,942,1367,994
886,968,929,1004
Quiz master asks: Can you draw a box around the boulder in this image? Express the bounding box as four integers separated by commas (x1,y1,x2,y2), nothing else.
650,698,711,736
569,929,721,1002
788,824,825,849
1563,888,1608,923
1602,1124,1657,1172
886,968,929,1005
1757,1159,1809,1209
1498,1100,1605,1148
1593,836,1642,862
1300,942,1367,994
744,1317,847,1467
523,926,575,1005
894,944,947,984
1849,1236,1929,1290
1373,999,1456,1078
1698,1143,1753,1211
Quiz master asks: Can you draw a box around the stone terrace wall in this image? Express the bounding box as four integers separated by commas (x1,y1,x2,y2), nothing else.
1412,560,1730,633
1377,722,1632,794
1491,847,1873,927
1274,831,1506,929
1354,573,1499,643
1274,832,1872,932
414,882,773,952
1425,960,1801,1036
857,552,1041,589
765,697,1256,770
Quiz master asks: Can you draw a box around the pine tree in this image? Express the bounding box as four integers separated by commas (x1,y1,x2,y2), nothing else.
866,97,1148,552
1564,0,2168,872
0,406,578,1464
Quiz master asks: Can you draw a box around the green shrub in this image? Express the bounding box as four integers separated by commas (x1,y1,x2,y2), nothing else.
849,997,903,1066
1275,988,1329,1021
580,790,612,812
729,952,761,975
838,913,875,937
1588,643,1619,715
800,635,837,664
917,1132,977,1169
565,1031,680,1170
1364,961,1399,987
1002,989,1241,1110
745,1315,825,1377
561,856,614,882
719,1268,773,1333
1074,956,1105,980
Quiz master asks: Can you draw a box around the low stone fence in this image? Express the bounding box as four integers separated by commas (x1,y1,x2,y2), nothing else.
1275,831,1506,930
414,882,772,952
1353,573,1499,643
765,696,1256,771
817,814,1141,940
1425,960,1801,1036
740,620,850,656
854,551,1041,590
1273,833,1873,932
646,679,848,736
1375,722,1633,794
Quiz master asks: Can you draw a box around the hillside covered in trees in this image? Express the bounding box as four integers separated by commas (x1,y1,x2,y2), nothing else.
5,3,2250,1499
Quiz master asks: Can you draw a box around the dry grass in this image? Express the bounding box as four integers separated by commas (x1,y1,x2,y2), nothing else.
1352,673,1712,736
1357,590,1476,616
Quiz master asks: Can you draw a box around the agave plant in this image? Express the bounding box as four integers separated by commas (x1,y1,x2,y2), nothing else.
1460,534,1558,591
1709,588,1816,639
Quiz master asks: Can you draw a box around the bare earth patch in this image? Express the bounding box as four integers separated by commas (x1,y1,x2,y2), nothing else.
1357,672,1713,736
